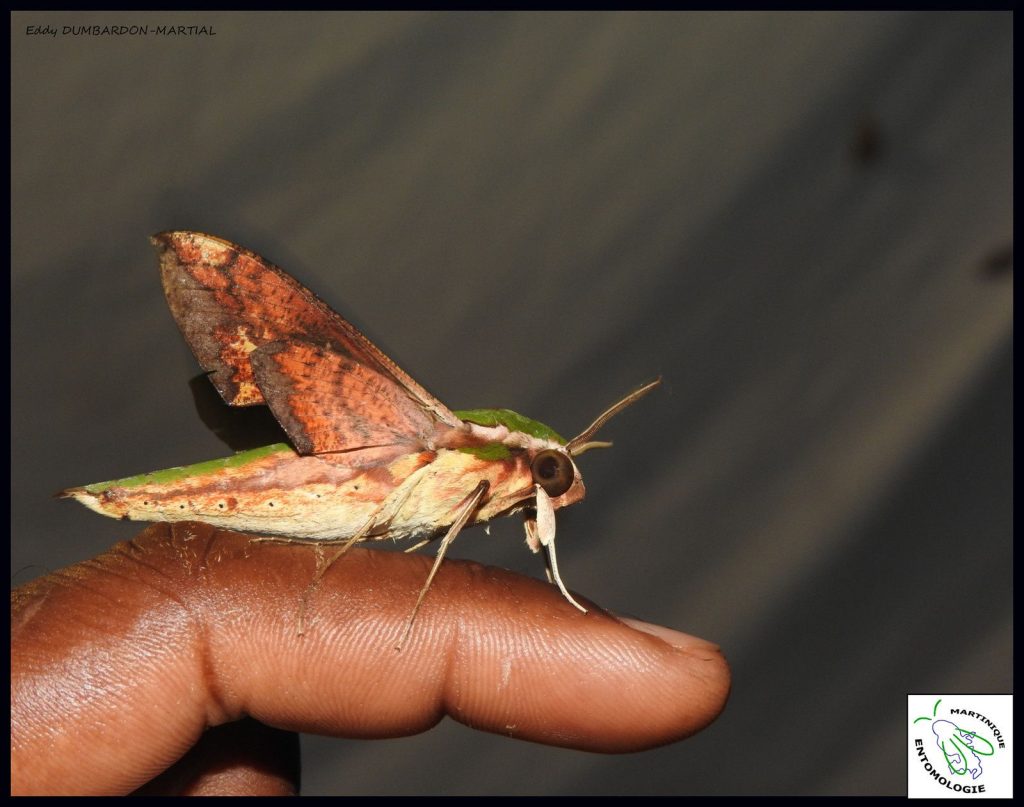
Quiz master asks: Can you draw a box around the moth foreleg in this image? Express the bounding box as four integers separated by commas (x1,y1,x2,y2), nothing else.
290,464,436,633
297,515,378,636
534,483,587,614
252,534,320,545
395,479,490,651
403,537,433,554
249,514,379,633
296,478,430,633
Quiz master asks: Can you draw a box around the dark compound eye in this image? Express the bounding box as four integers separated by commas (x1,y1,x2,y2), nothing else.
531,449,574,498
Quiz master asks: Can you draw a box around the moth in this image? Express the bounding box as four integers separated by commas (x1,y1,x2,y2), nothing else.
61,232,660,644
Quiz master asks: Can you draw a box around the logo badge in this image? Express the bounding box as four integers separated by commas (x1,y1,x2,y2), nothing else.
908,694,1012,798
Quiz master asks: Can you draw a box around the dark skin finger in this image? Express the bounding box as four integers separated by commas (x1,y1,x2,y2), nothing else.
132,718,300,796
11,522,731,795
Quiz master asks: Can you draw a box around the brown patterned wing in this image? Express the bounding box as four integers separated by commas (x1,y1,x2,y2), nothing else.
153,231,462,453
249,340,446,454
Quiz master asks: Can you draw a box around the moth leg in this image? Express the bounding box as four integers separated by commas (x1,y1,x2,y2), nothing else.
297,464,433,634
252,530,374,548
252,533,376,553
251,504,396,635
523,515,554,584
296,512,380,634
395,480,490,651
247,536,336,633
248,512,376,564
403,537,433,554
296,502,404,634
542,541,580,605
534,484,587,613
251,535,318,546
247,534,360,634
312,460,430,567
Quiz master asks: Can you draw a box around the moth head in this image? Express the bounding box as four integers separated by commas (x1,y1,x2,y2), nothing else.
530,377,662,511
531,448,575,496
521,379,662,613
530,446,584,509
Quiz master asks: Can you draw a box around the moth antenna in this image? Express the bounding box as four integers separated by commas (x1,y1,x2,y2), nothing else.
568,440,613,456
567,377,661,456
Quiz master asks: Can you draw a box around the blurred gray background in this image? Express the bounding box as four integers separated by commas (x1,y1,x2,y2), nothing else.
11,11,1012,796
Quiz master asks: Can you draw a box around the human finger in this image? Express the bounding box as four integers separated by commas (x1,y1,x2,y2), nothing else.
131,718,299,796
12,522,729,795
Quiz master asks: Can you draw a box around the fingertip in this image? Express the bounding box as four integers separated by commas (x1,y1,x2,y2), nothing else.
422,565,731,752
609,613,723,653
605,613,732,739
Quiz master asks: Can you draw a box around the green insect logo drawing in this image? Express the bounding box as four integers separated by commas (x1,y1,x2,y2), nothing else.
907,695,1011,798
914,700,996,780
